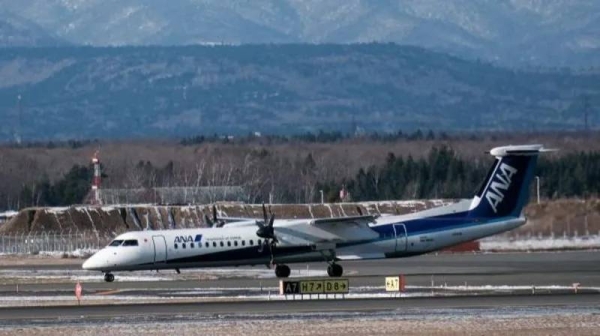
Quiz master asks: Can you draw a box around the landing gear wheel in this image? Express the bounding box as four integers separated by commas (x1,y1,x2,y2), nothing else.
275,264,291,278
104,273,115,282
327,264,343,277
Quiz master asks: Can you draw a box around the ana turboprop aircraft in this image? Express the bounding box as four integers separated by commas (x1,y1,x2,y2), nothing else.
83,144,548,282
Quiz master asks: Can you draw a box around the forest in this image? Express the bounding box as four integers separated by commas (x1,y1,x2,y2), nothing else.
5,132,599,210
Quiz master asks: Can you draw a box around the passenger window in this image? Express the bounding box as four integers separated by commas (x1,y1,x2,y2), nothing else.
227,241,231,247
213,242,217,247
249,240,254,246
109,240,123,247
190,243,194,248
174,243,178,249
123,240,138,246
220,241,224,247
182,243,186,249
234,241,238,247
242,240,246,246
206,242,209,248
257,239,262,246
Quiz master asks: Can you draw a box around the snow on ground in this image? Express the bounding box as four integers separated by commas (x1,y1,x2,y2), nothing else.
0,269,172,282
480,235,600,251
0,291,443,307
0,267,327,283
409,284,599,292
38,248,98,258
2,282,597,308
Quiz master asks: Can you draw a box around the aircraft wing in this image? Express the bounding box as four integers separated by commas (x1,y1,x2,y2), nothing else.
217,217,256,223
311,215,376,226
275,215,379,247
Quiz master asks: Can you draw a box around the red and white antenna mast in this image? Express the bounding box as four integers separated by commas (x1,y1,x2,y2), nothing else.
91,150,102,205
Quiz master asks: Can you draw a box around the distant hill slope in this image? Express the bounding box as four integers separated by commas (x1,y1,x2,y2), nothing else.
0,44,598,140
0,10,63,47
0,0,598,67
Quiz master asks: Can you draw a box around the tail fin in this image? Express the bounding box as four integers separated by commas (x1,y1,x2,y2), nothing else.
468,144,548,218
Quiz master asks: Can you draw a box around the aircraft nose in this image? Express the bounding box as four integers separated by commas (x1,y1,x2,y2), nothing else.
82,252,104,270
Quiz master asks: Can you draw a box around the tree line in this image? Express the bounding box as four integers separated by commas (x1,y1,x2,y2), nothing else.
12,145,600,209
339,147,600,202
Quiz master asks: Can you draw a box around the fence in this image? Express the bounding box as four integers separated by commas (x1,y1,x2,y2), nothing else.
0,231,113,255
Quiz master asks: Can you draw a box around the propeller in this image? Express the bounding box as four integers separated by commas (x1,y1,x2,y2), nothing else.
256,204,277,241
256,204,277,265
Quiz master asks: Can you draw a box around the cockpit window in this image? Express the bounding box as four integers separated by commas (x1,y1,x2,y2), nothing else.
123,240,139,246
109,240,123,246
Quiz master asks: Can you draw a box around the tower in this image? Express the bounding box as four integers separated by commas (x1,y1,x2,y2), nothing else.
91,151,102,205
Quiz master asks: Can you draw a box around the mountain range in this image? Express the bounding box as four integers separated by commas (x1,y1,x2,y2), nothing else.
1,44,598,141
0,0,599,67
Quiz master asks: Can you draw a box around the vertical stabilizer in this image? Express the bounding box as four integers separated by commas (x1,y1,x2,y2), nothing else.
468,145,546,218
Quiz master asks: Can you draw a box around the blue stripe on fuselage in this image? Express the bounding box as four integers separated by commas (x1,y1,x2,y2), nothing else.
337,213,517,249
370,210,486,237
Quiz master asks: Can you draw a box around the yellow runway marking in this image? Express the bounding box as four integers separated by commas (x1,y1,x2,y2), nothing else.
95,289,121,295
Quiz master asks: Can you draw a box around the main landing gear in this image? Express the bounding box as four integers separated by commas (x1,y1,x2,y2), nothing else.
273,263,344,278
104,273,115,282
327,263,343,277
274,264,291,278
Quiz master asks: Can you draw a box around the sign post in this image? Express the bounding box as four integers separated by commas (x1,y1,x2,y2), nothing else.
75,281,82,305
280,279,349,297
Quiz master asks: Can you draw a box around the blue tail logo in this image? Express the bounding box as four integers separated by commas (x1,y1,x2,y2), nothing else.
485,163,518,213
469,145,549,219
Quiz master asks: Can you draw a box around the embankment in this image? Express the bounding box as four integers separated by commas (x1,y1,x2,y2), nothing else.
0,199,598,238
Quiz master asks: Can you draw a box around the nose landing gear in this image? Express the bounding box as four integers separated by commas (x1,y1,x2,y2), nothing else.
104,273,115,282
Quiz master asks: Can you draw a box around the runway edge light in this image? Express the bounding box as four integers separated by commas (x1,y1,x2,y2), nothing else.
75,281,83,305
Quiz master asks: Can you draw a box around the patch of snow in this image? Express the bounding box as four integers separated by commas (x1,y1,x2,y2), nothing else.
39,248,98,258
0,210,18,218
0,294,161,306
46,207,70,214
0,267,326,282
480,236,600,251
0,269,172,282
408,284,599,291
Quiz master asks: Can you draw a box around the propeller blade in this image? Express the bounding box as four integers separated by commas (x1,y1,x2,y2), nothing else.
203,214,214,228
262,203,268,224
268,213,275,228
356,206,363,216
212,205,218,222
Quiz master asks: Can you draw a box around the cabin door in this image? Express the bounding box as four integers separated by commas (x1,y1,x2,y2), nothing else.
394,224,407,252
152,235,167,263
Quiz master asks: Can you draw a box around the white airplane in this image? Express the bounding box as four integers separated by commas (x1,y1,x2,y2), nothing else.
83,144,547,282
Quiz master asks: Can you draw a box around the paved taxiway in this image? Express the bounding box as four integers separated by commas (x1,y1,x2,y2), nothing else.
0,293,597,320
